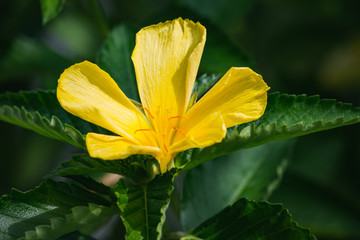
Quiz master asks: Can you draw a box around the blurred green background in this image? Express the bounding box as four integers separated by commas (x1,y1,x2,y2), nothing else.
0,0,359,239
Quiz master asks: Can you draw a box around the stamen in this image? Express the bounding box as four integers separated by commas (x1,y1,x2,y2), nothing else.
140,107,154,119
162,134,168,152
134,129,152,134
173,127,186,137
168,116,185,121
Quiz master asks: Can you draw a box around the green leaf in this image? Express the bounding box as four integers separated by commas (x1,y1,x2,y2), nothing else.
96,24,139,101
0,90,105,149
0,36,72,89
177,0,256,43
40,0,65,25
183,198,316,240
270,175,360,239
199,25,254,74
193,74,221,98
48,154,159,182
180,140,293,231
0,180,118,240
181,93,360,172
114,172,175,240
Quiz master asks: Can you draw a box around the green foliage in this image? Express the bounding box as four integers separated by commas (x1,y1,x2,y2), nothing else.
177,0,256,42
183,198,316,240
96,24,139,101
269,130,360,239
0,36,72,86
48,154,159,182
115,172,174,240
181,93,360,171
193,74,221,98
40,0,65,25
180,140,293,231
0,179,117,240
199,26,254,74
271,175,360,239
0,90,106,149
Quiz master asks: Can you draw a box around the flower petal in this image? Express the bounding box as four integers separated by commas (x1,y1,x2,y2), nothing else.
184,67,269,129
86,133,160,160
132,18,206,126
57,61,150,143
169,113,226,153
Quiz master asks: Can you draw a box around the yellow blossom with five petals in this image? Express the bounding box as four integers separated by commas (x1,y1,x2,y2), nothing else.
57,18,269,173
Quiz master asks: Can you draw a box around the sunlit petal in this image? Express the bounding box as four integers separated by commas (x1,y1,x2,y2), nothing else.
185,67,269,128
170,113,226,153
57,61,150,143
86,133,160,159
132,18,206,128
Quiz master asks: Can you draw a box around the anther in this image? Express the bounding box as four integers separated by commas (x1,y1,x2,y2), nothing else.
168,116,185,121
162,134,168,152
140,107,154,119
134,129,152,135
173,127,186,137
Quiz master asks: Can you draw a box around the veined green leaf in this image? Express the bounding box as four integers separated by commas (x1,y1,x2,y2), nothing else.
0,90,105,149
180,140,293,231
183,198,316,240
48,154,159,182
0,180,118,240
40,0,65,25
115,172,174,240
181,93,360,172
96,24,138,101
193,74,221,98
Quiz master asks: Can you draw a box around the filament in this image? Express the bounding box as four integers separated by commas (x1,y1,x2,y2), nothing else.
173,127,186,137
162,134,168,152
140,107,154,119
134,128,152,134
168,116,185,121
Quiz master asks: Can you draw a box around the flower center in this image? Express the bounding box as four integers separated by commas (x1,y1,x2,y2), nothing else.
134,107,187,153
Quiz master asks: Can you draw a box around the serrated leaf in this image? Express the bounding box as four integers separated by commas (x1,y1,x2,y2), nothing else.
180,140,293,231
184,198,316,240
181,93,360,172
114,172,175,240
40,0,65,25
0,180,118,240
48,154,159,183
96,24,138,101
193,74,221,98
0,90,105,149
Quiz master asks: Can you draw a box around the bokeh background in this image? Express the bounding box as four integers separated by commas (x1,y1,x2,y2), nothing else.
0,0,359,239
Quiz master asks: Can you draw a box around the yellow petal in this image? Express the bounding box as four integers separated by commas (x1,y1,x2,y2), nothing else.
185,67,269,129
57,61,150,143
169,113,226,153
86,133,160,160
132,18,206,129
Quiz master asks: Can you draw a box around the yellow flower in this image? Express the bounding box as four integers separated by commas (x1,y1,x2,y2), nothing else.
57,18,269,173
